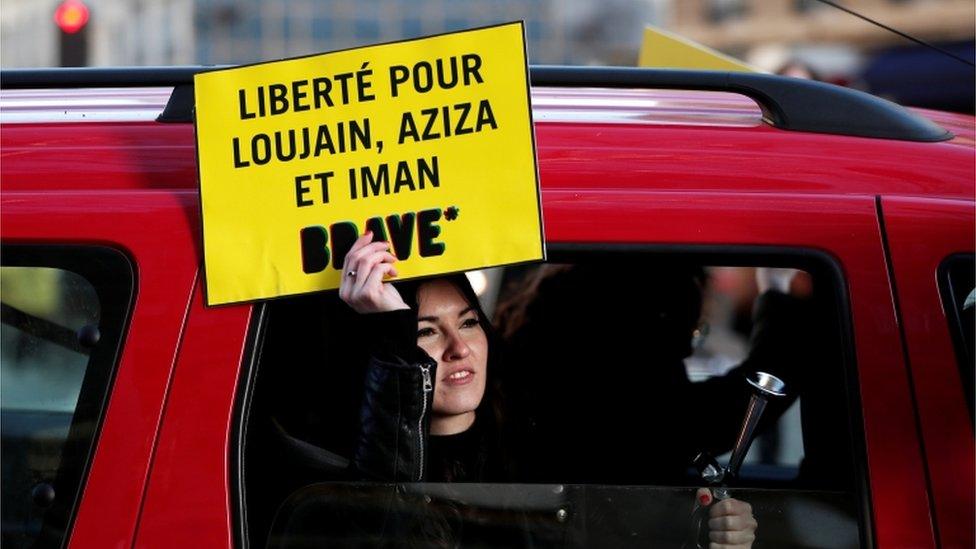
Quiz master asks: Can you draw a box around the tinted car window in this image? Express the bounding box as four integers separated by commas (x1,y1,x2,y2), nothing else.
1,247,133,549
239,250,865,548
939,253,975,420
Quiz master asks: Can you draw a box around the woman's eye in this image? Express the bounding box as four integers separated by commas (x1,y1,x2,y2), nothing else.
417,327,436,338
461,318,480,329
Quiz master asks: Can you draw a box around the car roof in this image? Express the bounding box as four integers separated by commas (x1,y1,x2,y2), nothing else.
2,84,973,200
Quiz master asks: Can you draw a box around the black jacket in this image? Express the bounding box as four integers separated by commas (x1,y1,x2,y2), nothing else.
352,309,438,482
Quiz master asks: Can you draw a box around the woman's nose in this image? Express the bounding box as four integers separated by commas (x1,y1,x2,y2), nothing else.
444,331,471,360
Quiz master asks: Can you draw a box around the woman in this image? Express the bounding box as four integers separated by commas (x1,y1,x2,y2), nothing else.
338,233,758,547
340,232,509,483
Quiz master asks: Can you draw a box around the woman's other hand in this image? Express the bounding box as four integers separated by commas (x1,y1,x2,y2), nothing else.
697,488,757,548
339,232,409,314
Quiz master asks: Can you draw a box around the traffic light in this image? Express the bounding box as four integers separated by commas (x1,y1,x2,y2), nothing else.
54,0,90,67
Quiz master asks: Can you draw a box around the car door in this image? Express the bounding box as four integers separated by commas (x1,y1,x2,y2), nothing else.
229,189,937,548
539,189,936,548
132,285,254,548
1,187,200,548
880,196,975,549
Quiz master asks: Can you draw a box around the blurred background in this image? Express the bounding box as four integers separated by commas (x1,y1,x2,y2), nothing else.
1,0,974,110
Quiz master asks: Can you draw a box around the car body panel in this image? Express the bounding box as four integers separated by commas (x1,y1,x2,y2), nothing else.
542,190,936,547
881,196,975,549
133,287,252,548
127,189,939,547
1,123,972,202
1,87,972,200
1,82,972,548
0,190,200,548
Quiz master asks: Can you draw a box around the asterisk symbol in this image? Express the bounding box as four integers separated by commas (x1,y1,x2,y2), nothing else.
444,206,460,221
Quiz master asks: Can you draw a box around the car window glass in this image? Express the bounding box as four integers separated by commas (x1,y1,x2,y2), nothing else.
239,252,865,548
1,248,132,549
2,267,98,412
265,483,861,548
685,267,805,475
939,253,975,420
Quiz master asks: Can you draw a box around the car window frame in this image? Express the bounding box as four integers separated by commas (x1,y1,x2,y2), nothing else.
937,253,975,424
1,244,135,548
229,242,872,549
230,303,269,549
544,244,871,549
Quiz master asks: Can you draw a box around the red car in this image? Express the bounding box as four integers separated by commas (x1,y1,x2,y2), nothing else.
1,67,973,548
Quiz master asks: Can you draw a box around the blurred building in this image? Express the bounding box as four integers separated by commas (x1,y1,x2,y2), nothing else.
191,0,662,66
1,0,664,68
666,0,975,112
2,0,971,110
671,0,974,52
1,0,196,67
2,0,61,67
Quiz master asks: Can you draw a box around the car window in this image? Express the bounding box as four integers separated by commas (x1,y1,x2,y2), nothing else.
1,246,133,549
939,253,975,420
237,250,866,548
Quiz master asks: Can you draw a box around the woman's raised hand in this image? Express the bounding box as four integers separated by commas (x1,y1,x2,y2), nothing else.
697,488,757,548
338,232,409,314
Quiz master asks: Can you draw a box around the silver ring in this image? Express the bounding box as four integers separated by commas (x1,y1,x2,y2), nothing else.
347,270,357,277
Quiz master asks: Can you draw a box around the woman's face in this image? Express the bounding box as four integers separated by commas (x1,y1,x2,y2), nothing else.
416,279,488,434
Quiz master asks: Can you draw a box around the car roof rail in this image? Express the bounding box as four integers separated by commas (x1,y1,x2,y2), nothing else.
1,65,951,142
0,66,205,88
533,66,951,142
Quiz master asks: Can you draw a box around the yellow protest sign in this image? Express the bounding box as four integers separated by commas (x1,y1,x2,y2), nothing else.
195,22,543,305
638,26,758,72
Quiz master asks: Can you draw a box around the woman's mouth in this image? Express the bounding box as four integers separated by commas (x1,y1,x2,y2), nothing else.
442,369,474,386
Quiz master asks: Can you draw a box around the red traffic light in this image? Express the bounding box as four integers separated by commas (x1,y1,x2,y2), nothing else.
54,0,90,34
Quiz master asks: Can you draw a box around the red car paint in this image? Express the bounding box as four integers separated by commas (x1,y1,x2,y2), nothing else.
1,84,973,548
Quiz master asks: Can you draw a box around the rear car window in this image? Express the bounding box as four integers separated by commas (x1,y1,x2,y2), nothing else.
1,246,133,549
236,249,866,548
939,253,975,420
